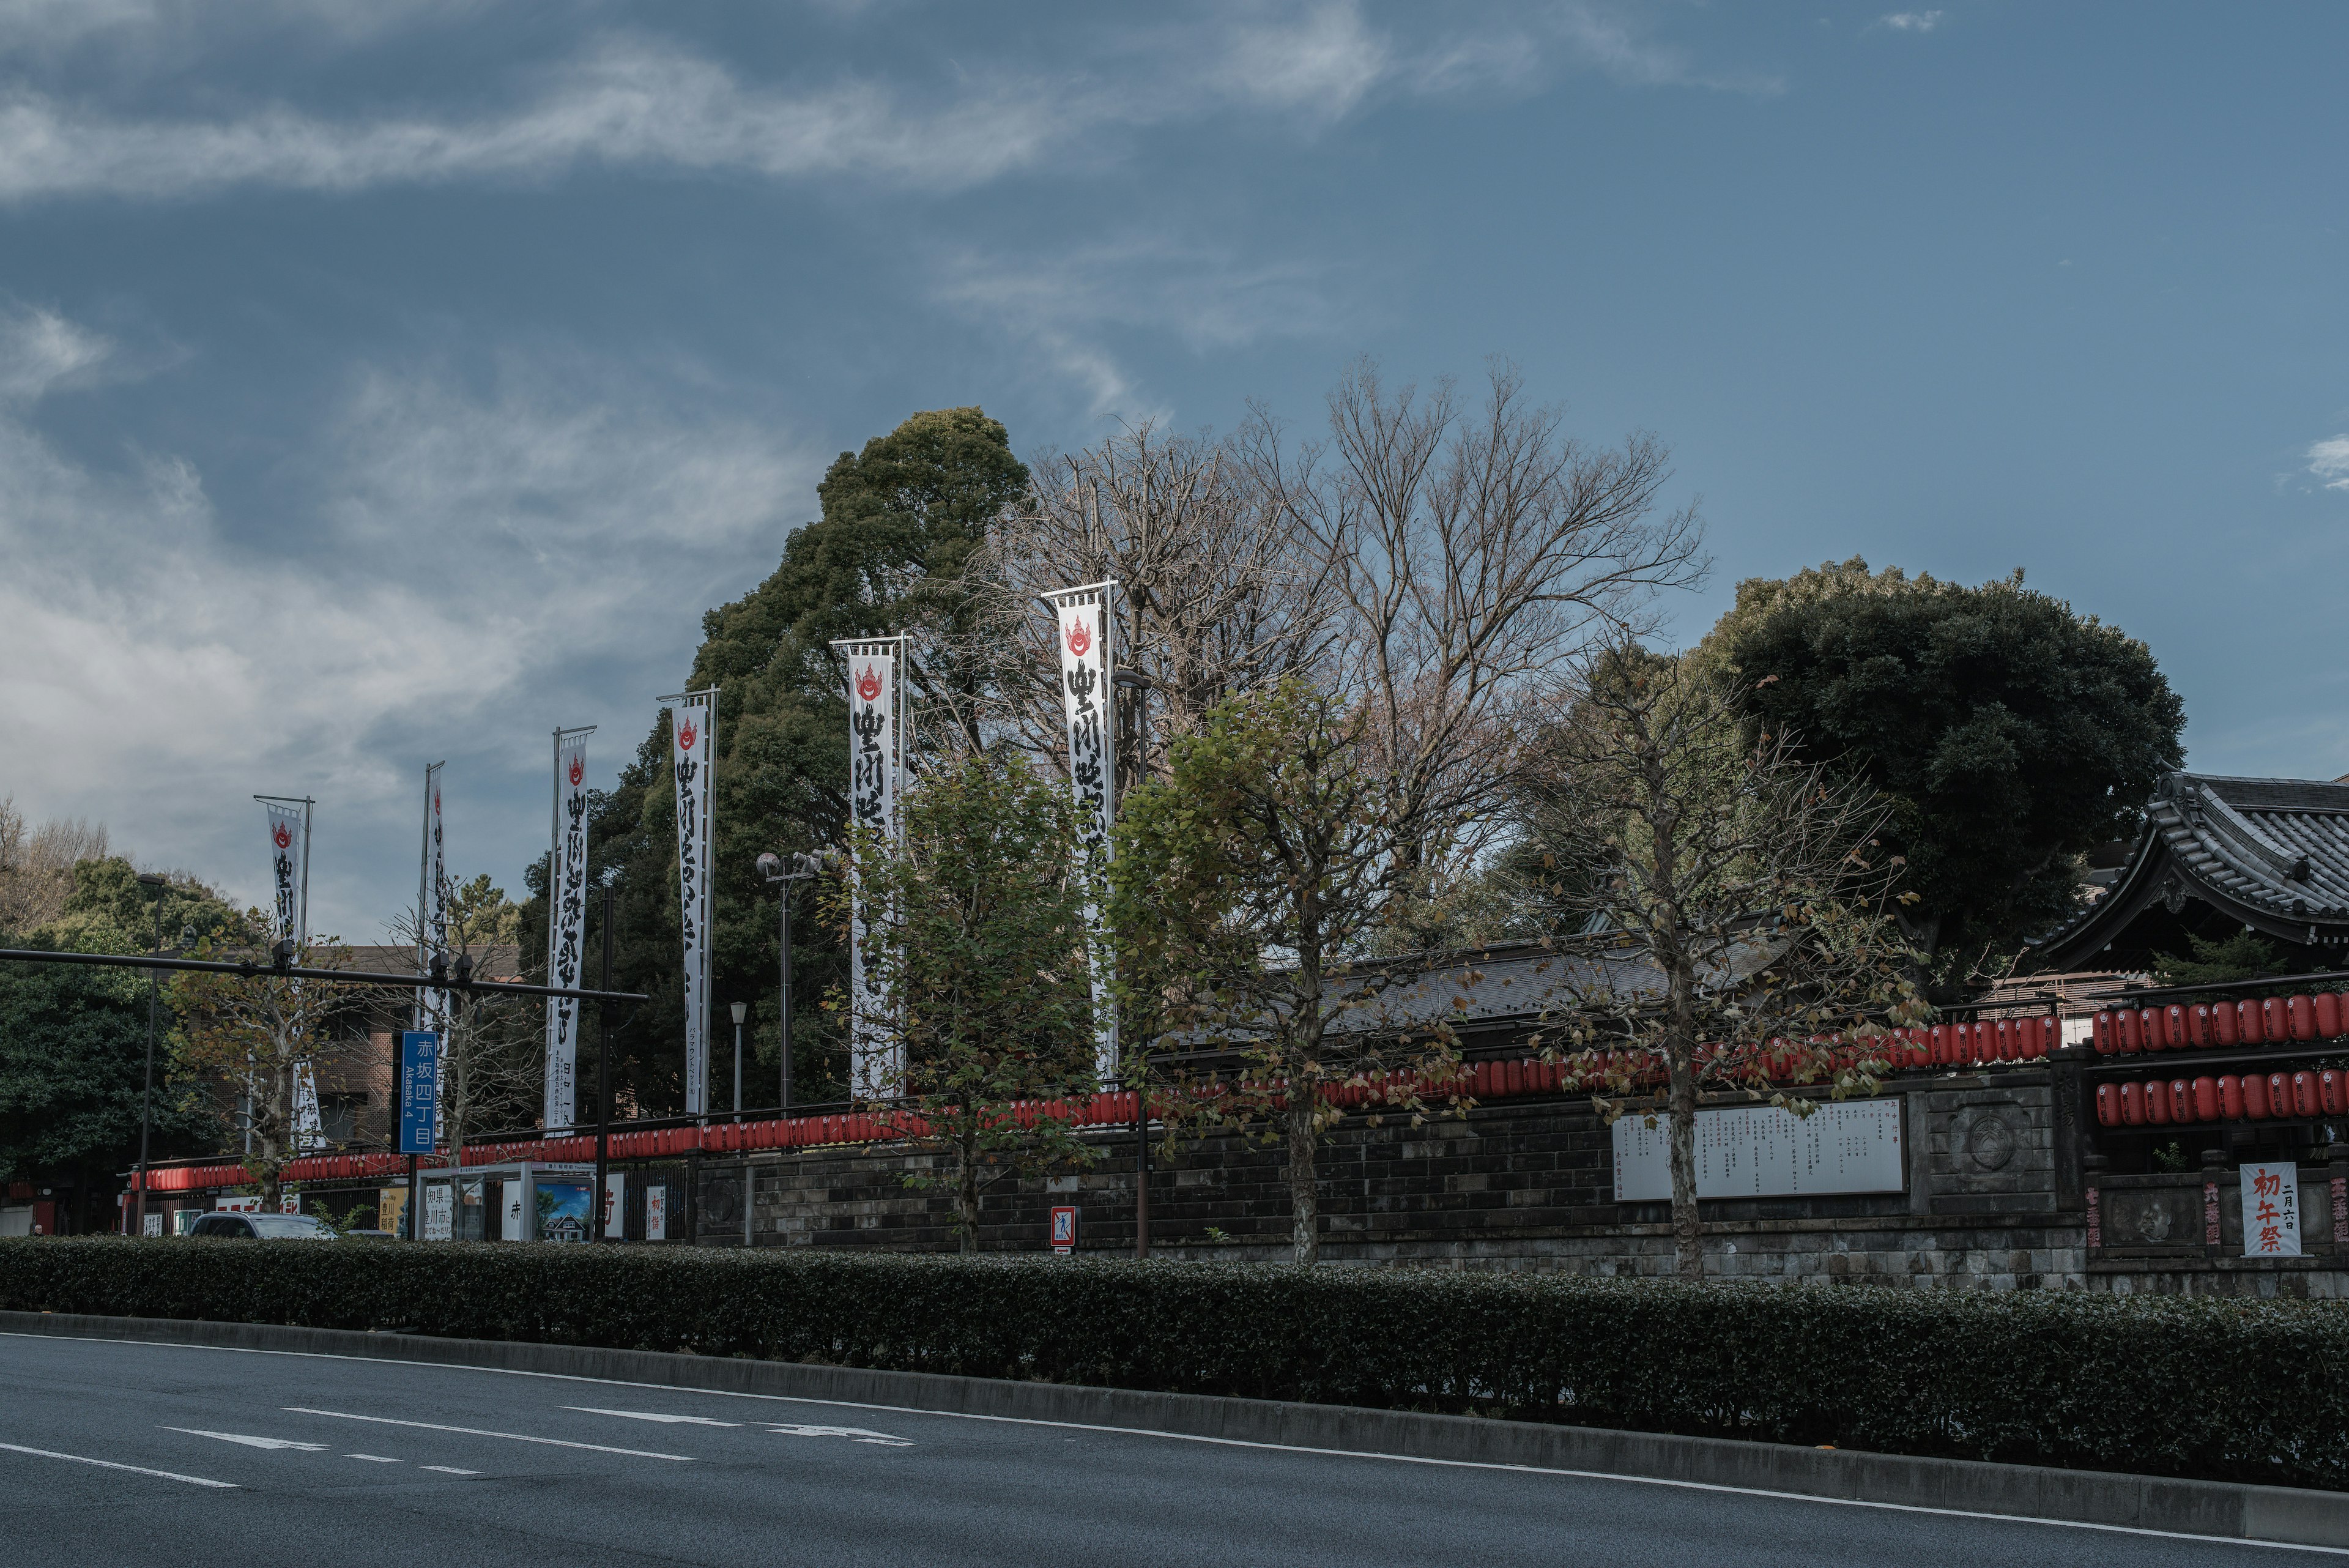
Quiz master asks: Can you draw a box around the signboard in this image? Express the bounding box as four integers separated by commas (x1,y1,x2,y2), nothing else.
1611,1098,1906,1202
2242,1162,2303,1258
537,1180,592,1244
216,1195,263,1213
398,1030,441,1155
377,1186,408,1238
604,1173,625,1240
1049,1205,1079,1255
142,1213,165,1238
278,1192,300,1215
422,1182,454,1241
645,1185,667,1242
500,1181,526,1242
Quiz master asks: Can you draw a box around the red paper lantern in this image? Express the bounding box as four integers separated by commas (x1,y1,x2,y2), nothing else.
2189,1004,2216,1047
2169,1079,2194,1124
2143,1080,2172,1125
2270,1073,2295,1121
2317,992,2345,1040
2220,1075,2246,1120
2096,1083,2119,1127
2120,1082,2145,1126
2093,1011,2117,1055
2238,1000,2266,1047
2213,1003,2240,1047
2323,1069,2348,1117
2164,1005,2188,1049
2293,1071,2323,1119
2243,1073,2272,1120
2288,995,2317,1042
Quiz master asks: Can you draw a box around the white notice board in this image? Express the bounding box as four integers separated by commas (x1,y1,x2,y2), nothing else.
1612,1098,1905,1201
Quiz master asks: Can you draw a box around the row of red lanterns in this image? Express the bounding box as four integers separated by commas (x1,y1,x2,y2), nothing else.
2095,1069,2345,1128
2094,993,2347,1054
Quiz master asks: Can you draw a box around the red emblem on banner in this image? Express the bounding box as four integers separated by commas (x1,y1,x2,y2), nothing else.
677,720,697,752
568,754,585,787
1064,617,1091,658
856,666,882,702
272,822,292,850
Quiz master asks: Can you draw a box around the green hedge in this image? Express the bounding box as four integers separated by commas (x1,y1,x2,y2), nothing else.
4,1237,2345,1489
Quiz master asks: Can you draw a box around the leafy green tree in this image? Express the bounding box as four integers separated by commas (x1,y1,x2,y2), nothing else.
844,751,1099,1252
519,408,1031,1115
2154,931,2291,987
1110,680,1469,1265
1700,559,2184,986
0,858,239,1198
1518,639,1925,1280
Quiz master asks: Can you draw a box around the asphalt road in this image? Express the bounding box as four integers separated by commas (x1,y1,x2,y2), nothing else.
0,1332,2332,1568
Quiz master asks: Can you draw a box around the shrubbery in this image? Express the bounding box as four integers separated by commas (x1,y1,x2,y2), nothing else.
4,1237,2345,1489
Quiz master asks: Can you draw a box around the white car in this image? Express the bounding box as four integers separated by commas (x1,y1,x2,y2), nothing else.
186,1213,341,1240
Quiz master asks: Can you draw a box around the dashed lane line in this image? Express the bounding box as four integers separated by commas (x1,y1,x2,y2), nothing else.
344,1454,401,1463
0,1440,236,1489
421,1465,484,1476
284,1407,692,1462
563,1406,740,1427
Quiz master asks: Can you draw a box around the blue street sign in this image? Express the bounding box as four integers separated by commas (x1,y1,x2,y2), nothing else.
399,1031,440,1155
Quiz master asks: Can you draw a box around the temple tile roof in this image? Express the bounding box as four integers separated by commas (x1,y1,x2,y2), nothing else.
2030,771,2349,968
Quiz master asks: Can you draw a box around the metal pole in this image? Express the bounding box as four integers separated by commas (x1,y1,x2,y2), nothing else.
1134,1057,1149,1260
732,1013,743,1116
779,885,793,1112
135,882,162,1238
297,797,313,948
594,883,614,1243
406,1152,418,1240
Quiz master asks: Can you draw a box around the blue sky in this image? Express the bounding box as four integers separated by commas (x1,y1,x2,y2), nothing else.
1,1,2343,938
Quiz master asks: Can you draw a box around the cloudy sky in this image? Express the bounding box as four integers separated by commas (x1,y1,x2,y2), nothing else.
1,1,2343,938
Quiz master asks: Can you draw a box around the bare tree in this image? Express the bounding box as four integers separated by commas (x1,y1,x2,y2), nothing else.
960,420,1338,787
384,871,537,1170
1521,639,1928,1280
0,798,111,937
1239,359,1708,940
168,928,357,1208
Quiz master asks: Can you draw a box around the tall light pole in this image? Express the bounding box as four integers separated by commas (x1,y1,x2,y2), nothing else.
133,873,166,1238
593,875,617,1242
1110,667,1154,1260
755,852,823,1112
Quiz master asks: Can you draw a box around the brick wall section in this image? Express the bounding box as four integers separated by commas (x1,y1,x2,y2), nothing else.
704,1072,2117,1288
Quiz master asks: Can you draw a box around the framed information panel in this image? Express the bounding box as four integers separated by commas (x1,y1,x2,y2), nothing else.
1612,1097,1905,1201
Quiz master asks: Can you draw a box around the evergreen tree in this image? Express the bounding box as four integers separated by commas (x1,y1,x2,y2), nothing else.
521,408,1030,1115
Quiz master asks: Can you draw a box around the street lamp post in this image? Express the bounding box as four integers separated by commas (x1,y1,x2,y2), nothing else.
754,852,824,1112
1110,667,1154,1260
593,878,617,1243
133,873,166,1238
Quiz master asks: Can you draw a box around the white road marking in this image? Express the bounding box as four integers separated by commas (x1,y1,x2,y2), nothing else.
0,1440,236,1489
765,1423,911,1445
422,1465,483,1476
564,1406,740,1427
12,1332,2334,1559
163,1427,327,1452
284,1406,692,1461
343,1454,401,1463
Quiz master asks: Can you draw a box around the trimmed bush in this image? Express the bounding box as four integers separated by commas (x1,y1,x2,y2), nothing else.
4,1237,2345,1489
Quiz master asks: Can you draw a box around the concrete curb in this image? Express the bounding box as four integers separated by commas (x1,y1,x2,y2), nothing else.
4,1310,2342,1549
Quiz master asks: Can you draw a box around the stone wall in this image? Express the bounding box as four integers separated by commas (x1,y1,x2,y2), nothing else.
688,1069,2111,1290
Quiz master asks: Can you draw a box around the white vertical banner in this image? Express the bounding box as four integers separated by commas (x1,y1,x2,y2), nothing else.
1045,582,1119,1080
261,801,305,946
261,798,322,1150
544,727,595,1130
834,639,902,1099
665,688,718,1116
2242,1162,2303,1258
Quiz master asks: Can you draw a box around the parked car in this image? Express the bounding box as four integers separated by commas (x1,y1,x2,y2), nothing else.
186,1213,340,1241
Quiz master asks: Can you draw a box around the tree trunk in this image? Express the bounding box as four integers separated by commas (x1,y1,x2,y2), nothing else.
1668,1052,1702,1280
958,1131,981,1255
1286,1090,1319,1265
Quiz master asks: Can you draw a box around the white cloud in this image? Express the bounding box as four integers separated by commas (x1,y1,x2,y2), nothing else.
933,241,1356,419
0,302,110,401
1218,2,1390,121
0,34,1092,201
1880,11,1946,32
2311,434,2349,492
0,8,1782,205
0,309,815,932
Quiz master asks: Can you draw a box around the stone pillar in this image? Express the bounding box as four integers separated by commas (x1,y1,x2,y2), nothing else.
2082,1151,2107,1260
2201,1146,2230,1261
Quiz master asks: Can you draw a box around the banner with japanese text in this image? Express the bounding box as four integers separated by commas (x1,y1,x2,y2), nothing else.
1046,582,1119,1080
544,726,595,1129
667,690,718,1115
834,639,902,1098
